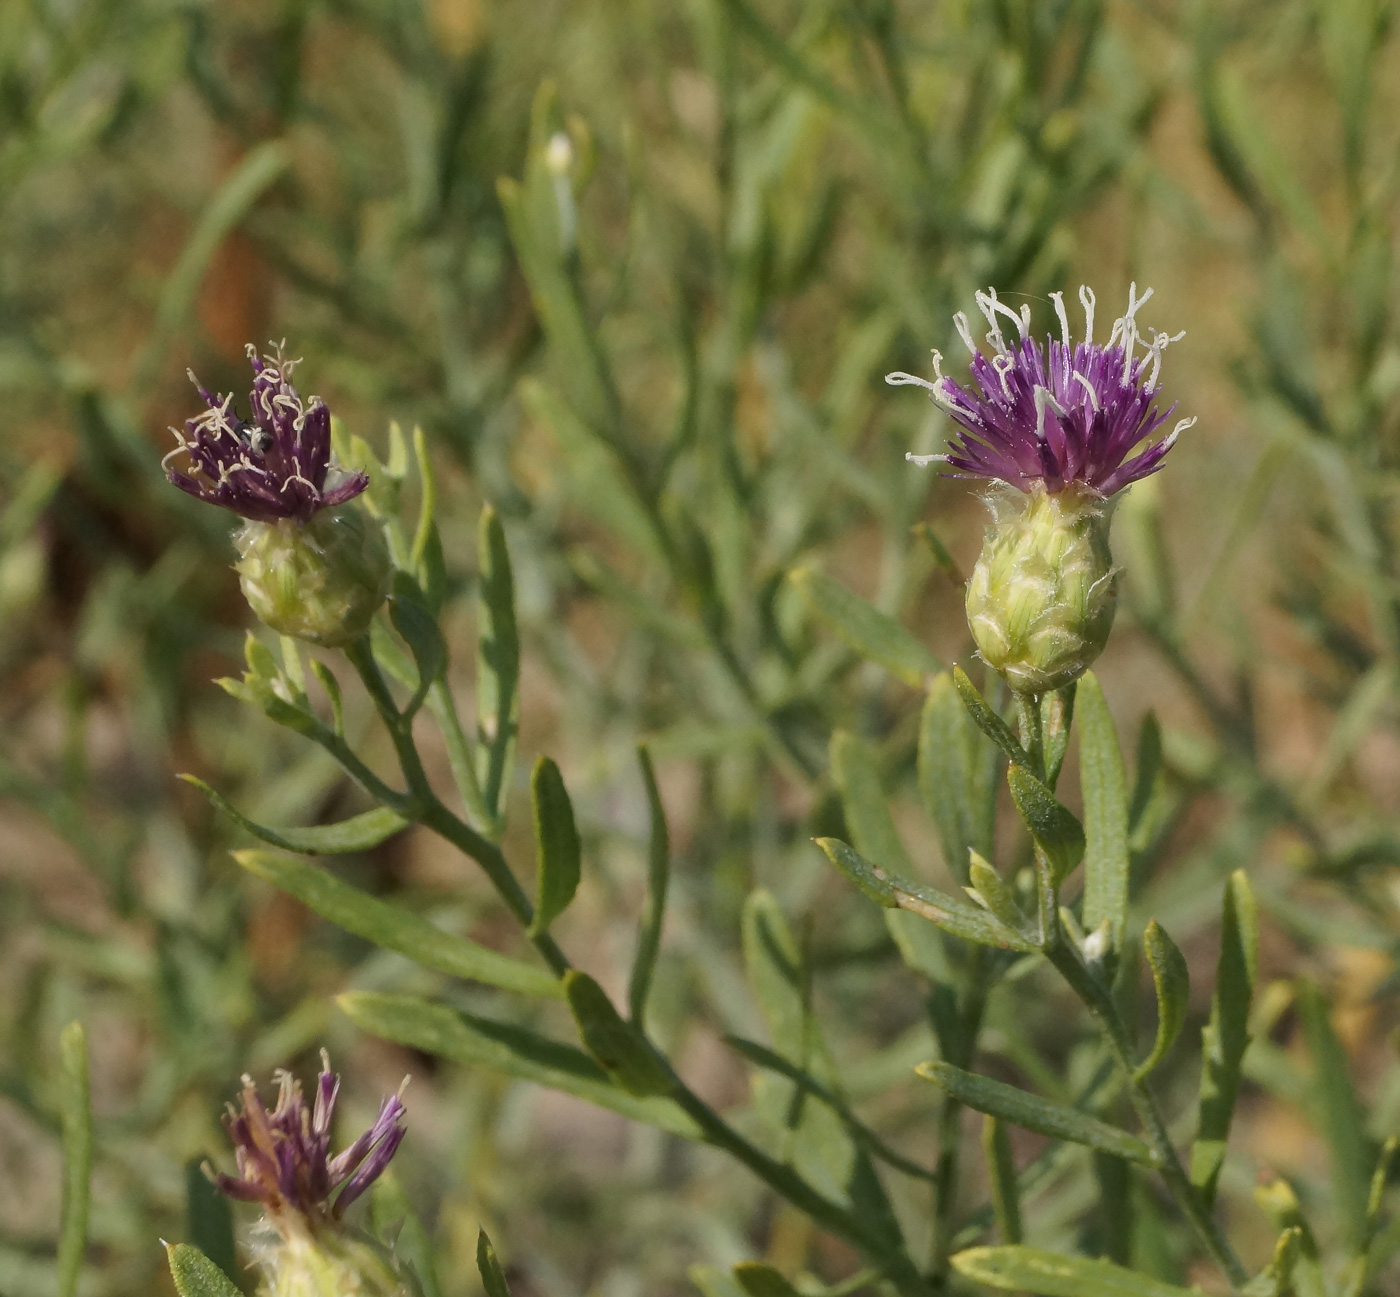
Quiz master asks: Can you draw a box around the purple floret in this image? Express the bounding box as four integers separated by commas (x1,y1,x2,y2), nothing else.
889,285,1195,496
164,344,369,523
212,1052,406,1229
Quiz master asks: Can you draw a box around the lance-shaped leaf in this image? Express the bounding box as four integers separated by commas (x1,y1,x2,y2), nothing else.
1254,1179,1326,1297
339,992,699,1137
1078,673,1129,949
476,1230,512,1297
1190,869,1258,1206
832,729,943,977
1298,979,1371,1249
565,971,673,1097
1245,1227,1302,1297
789,568,939,686
953,666,1031,767
521,378,663,565
166,1244,242,1297
1136,921,1190,1081
371,1173,442,1297
830,729,913,873
184,1162,236,1289
235,851,560,999
982,1117,1023,1244
1129,712,1165,838
968,853,1029,937
951,1246,1198,1296
733,1262,802,1297
817,838,1035,952
1042,685,1077,791
476,505,519,822
389,571,447,714
1008,765,1085,887
529,757,581,936
182,775,410,854
919,673,992,884
917,1063,1157,1166
628,746,670,1026
57,1022,91,1297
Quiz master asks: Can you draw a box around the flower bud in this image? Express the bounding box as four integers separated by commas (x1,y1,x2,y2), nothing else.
964,483,1116,695
235,507,391,648
258,1228,406,1297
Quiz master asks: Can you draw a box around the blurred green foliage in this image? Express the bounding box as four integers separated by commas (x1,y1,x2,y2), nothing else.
3,0,1400,1295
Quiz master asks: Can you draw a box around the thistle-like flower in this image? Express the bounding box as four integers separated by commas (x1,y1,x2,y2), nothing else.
214,1053,406,1230
889,286,1194,694
165,344,368,523
164,346,390,646
212,1054,410,1297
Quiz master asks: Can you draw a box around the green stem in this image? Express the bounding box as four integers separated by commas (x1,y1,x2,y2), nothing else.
1043,937,1249,1290
1015,693,1044,781
341,634,932,1293
425,677,492,832
929,967,989,1283
667,1080,933,1297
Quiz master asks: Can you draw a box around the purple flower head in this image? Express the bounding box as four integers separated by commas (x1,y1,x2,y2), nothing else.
164,344,369,523
888,285,1196,496
212,1052,406,1232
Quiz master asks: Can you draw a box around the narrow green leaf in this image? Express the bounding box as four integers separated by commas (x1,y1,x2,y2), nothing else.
740,891,883,1227
733,1262,802,1297
1298,979,1371,1248
1254,1179,1326,1297
529,757,581,936
235,850,560,999
57,1021,91,1297
919,673,991,884
917,1062,1157,1166
184,1161,237,1290
389,572,447,713
690,1267,749,1297
833,728,939,979
564,971,673,1097
1191,869,1258,1206
817,838,1035,952
520,378,662,564
310,659,345,736
1007,765,1085,887
476,1229,512,1297
725,1036,936,1183
570,547,707,647
968,853,1028,937
1042,685,1076,792
1092,1152,1132,1267
1243,1227,1302,1297
498,155,617,439
790,567,939,686
1128,713,1164,835
338,992,700,1137
1078,673,1129,948
477,504,520,822
182,775,410,854
951,1245,1198,1296
628,746,669,1027
167,1244,242,1297
371,1171,442,1297
830,730,912,873
954,666,1030,767
408,427,439,583
982,1116,1023,1244
1136,921,1190,1081
912,522,963,583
